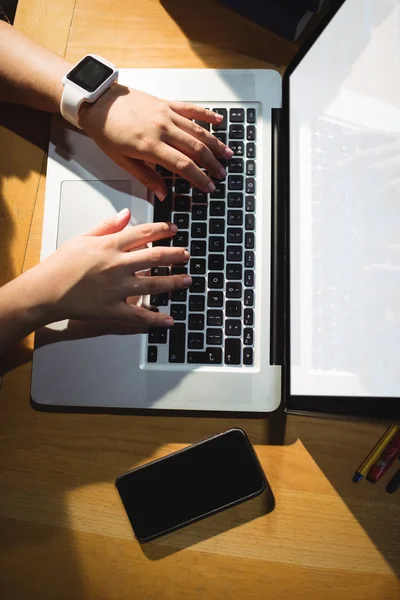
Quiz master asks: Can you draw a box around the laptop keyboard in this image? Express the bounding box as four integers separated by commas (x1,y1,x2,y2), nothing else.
146,105,258,368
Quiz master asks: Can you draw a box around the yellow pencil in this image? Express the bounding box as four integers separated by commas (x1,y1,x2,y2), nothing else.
352,424,400,482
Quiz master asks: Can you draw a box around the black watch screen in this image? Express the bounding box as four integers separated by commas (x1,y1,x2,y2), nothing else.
66,56,113,92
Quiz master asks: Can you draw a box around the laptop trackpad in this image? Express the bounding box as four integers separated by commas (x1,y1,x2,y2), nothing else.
57,179,149,246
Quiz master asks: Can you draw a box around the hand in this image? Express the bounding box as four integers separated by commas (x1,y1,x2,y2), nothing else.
79,85,233,201
21,208,192,331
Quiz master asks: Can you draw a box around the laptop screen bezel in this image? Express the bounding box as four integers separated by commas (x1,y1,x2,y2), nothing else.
281,0,400,420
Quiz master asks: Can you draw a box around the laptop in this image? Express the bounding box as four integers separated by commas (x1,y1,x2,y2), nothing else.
32,0,400,419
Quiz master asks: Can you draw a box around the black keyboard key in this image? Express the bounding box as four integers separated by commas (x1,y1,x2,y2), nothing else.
228,175,243,190
152,237,171,247
226,264,242,280
229,141,244,156
150,293,168,307
175,178,190,194
227,210,243,226
212,108,227,131
208,291,223,307
191,222,207,238
225,319,241,336
170,304,187,321
244,328,253,345
245,232,255,249
154,194,172,223
244,270,254,287
188,347,222,365
174,213,189,229
229,124,244,140
156,164,172,177
225,338,241,365
247,125,256,141
191,241,206,256
189,295,205,312
245,213,255,230
206,328,223,345
226,282,242,298
246,160,256,176
148,327,168,344
189,314,205,331
147,346,158,362
228,158,244,173
227,246,242,261
247,108,256,124
171,288,188,302
169,323,186,363
209,218,225,235
209,236,224,252
210,201,225,217
244,308,254,326
208,272,224,289
230,108,244,122
244,288,254,306
192,204,207,220
188,332,204,349
245,251,254,268
193,188,208,203
227,228,243,244
246,143,256,158
190,276,206,293
190,258,206,275
214,132,227,144
208,254,225,271
171,266,187,275
225,301,241,317
245,196,255,212
243,347,253,365
246,178,256,194
195,119,210,131
228,192,243,208
174,195,190,212
173,231,189,247
210,183,226,199
207,310,223,326
151,267,170,277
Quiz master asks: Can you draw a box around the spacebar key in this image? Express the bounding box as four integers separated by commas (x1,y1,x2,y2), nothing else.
187,348,222,364
169,323,186,363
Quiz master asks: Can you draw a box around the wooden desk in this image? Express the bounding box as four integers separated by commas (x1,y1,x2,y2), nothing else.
0,1,399,598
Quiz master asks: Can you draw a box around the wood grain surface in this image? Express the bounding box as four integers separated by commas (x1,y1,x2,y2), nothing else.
0,1,399,599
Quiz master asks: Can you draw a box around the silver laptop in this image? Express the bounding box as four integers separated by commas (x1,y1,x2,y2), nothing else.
32,0,400,417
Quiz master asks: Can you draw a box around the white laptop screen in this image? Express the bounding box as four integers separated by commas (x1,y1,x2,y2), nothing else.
289,0,400,397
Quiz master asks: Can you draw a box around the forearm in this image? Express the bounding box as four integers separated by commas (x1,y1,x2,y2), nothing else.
0,21,72,112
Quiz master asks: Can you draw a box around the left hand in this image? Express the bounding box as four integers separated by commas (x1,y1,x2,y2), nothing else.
79,84,233,201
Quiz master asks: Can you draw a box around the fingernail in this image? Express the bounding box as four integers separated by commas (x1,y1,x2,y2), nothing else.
219,167,226,179
165,317,174,327
170,223,178,233
183,250,190,261
183,275,192,286
206,181,216,193
154,189,166,202
224,147,234,158
117,207,130,218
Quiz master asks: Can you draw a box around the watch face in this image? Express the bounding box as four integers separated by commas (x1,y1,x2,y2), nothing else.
66,56,114,92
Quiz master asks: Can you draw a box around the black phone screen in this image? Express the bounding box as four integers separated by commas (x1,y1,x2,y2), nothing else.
116,428,265,542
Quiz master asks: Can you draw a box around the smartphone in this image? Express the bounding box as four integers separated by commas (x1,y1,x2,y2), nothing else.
115,428,266,543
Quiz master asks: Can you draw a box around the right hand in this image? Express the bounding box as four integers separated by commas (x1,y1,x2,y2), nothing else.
23,208,191,331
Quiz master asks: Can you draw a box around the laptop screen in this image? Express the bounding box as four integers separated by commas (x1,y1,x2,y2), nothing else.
289,0,400,398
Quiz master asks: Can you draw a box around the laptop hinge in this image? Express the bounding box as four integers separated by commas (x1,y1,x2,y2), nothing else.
270,107,287,366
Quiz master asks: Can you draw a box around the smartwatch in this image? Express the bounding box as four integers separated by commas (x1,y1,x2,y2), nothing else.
61,54,119,129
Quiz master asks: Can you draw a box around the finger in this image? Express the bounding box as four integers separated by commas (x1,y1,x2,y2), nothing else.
166,123,227,179
154,142,215,193
83,207,131,237
116,221,177,251
114,302,175,329
169,102,224,126
117,155,168,202
123,246,190,273
173,113,232,160
130,273,192,296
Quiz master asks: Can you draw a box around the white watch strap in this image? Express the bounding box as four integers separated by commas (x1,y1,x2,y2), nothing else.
60,85,85,129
